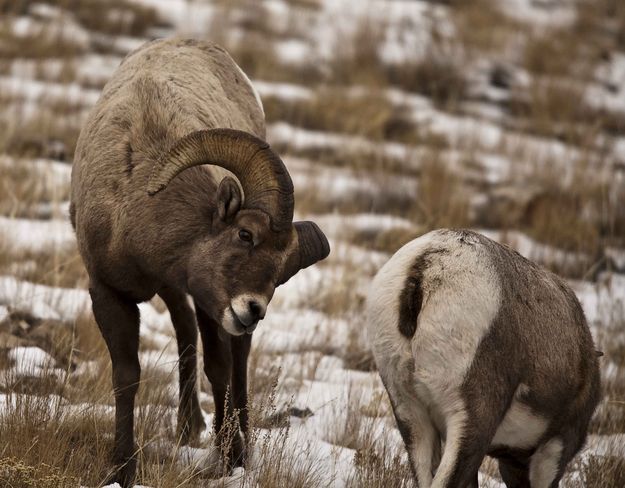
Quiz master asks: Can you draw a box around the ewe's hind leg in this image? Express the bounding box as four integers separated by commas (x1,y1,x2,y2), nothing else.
90,283,140,488
498,458,530,488
528,438,564,488
431,411,499,488
379,367,439,487
159,287,205,444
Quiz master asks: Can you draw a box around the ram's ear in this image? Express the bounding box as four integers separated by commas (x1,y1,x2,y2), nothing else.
277,221,330,285
216,176,242,222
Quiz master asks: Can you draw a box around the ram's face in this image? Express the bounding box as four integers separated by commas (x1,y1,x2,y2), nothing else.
149,130,330,336
187,204,296,336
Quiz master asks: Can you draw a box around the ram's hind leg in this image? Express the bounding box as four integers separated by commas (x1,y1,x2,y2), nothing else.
159,287,205,444
90,283,141,488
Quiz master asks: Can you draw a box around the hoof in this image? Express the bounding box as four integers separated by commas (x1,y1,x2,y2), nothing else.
107,455,137,488
178,408,207,445
215,430,246,473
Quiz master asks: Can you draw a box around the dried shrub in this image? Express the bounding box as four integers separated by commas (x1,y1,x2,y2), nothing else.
0,457,79,488
349,443,413,488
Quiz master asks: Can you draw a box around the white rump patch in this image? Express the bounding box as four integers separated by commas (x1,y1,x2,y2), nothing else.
409,231,502,421
366,233,438,379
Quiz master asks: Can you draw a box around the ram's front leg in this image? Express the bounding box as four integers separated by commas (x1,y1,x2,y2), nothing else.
90,282,141,488
196,304,245,471
159,287,206,444
231,334,252,437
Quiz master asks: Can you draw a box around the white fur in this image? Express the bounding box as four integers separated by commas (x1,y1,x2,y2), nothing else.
529,438,563,488
221,307,242,336
431,412,467,488
367,230,502,485
492,386,549,449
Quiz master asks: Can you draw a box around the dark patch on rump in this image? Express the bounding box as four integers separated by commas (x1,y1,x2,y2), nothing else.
397,249,447,339
398,255,426,338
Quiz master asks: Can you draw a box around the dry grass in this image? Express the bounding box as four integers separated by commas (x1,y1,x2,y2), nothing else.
508,79,625,145
264,89,418,144
0,308,203,487
0,457,80,488
345,227,421,255
415,154,472,231
349,436,413,488
385,57,467,110
1,104,84,162
451,0,523,54
576,0,625,53
0,388,202,486
0,0,623,486
0,162,70,218
518,158,625,272
582,456,625,487
523,29,589,79
0,242,88,290
0,18,85,60
329,17,467,109
0,0,159,37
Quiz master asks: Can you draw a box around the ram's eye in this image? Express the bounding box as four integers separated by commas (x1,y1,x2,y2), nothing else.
238,229,253,243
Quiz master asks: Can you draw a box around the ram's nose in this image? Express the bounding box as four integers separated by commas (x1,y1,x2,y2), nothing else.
247,299,266,322
231,294,267,333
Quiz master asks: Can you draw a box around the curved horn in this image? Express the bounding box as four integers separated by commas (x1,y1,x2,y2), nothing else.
147,128,294,231
278,221,330,285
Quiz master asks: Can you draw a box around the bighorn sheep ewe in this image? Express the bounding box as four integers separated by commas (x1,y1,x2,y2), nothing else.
70,38,329,486
367,229,600,488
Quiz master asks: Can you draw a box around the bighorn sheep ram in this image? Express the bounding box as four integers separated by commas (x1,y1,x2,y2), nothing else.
367,229,600,488
70,38,329,486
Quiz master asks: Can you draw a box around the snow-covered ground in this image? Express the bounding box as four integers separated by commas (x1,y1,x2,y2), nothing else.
0,0,624,487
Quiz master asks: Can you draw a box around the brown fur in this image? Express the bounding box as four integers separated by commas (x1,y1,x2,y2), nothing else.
70,38,329,486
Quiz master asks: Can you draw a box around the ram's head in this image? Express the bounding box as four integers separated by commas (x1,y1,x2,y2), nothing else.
148,129,329,335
